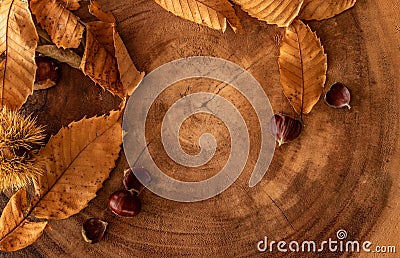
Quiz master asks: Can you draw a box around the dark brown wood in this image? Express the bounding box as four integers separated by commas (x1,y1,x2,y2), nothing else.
1,0,399,257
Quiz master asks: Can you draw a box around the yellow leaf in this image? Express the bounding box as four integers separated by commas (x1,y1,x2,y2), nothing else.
31,111,122,220
59,0,81,10
278,19,327,114
0,188,47,252
299,0,356,21
30,0,85,49
154,0,243,33
0,0,38,110
232,0,304,27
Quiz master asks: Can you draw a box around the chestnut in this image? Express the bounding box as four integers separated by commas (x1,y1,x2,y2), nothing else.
325,82,351,109
123,168,152,192
34,56,60,90
13,146,30,157
82,218,107,244
269,114,302,146
108,190,141,217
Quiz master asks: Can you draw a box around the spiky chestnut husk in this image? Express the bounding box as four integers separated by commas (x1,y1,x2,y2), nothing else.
0,107,45,192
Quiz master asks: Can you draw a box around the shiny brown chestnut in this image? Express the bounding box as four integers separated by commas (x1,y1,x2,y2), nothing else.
269,114,302,146
34,56,60,90
325,82,351,109
108,190,141,217
82,218,107,244
123,168,152,193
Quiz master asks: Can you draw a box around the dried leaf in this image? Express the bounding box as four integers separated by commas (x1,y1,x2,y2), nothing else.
59,0,81,10
89,0,116,23
30,0,85,49
113,32,144,96
80,22,124,98
0,0,38,110
31,111,122,219
299,0,356,21
36,45,82,69
278,19,327,114
0,188,48,252
0,189,28,237
81,2,144,97
154,0,243,33
86,21,116,54
232,0,303,27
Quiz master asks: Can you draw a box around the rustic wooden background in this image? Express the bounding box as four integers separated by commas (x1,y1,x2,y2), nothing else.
1,0,399,257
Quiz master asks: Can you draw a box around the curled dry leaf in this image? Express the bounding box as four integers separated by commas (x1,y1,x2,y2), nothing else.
113,32,144,96
299,0,357,21
232,0,303,27
0,188,48,252
278,19,327,114
31,111,122,219
154,0,243,33
0,0,38,110
89,0,116,23
30,0,84,49
80,22,124,98
36,45,82,70
58,0,81,10
81,1,144,98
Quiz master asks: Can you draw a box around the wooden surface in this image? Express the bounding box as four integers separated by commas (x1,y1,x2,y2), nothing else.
1,0,400,257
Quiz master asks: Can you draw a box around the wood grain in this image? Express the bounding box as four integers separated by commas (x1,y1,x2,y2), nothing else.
1,0,399,257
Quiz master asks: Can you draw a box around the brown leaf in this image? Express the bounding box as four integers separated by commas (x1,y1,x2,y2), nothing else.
80,22,124,98
30,0,85,49
0,0,38,110
31,111,122,219
0,189,28,237
89,0,116,23
0,188,48,252
59,0,81,10
36,45,82,69
299,0,356,21
154,0,243,33
113,32,144,96
86,21,116,54
232,0,304,27
81,2,144,97
278,19,327,114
